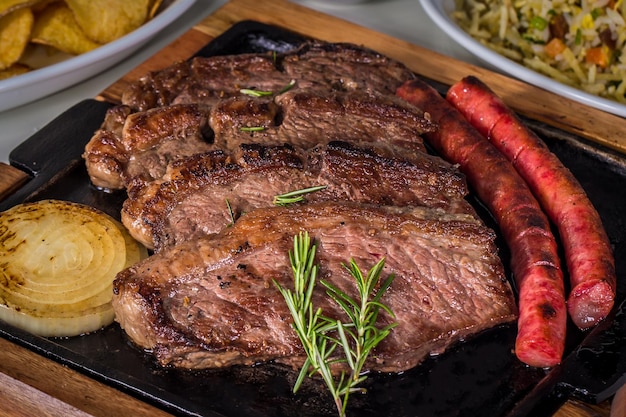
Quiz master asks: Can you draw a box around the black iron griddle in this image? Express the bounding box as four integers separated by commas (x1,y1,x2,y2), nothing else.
0,21,625,417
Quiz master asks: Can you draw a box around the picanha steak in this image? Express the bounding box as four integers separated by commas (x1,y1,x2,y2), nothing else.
83,40,519,373
83,42,435,192
112,202,516,372
122,140,476,251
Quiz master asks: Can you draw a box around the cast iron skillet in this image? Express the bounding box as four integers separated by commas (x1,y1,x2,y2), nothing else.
1,21,625,417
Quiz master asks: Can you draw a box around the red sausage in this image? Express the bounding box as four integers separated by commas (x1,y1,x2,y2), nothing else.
446,76,616,330
397,78,566,368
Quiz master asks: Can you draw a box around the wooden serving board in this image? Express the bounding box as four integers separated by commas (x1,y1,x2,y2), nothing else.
0,0,621,415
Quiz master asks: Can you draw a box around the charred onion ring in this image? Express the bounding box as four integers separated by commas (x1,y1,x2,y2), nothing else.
0,199,147,337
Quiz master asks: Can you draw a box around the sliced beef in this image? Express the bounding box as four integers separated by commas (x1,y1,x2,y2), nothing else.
122,53,288,111
85,90,435,191
121,41,415,112
122,141,474,251
92,39,516,378
112,202,516,372
280,41,416,95
85,40,430,192
198,89,434,154
83,104,214,191
83,105,133,190
266,90,432,153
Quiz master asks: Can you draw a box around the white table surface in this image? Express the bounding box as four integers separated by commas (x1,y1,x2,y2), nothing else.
0,0,479,164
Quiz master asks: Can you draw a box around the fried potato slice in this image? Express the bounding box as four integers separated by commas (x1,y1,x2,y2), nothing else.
30,2,100,56
148,0,164,19
0,7,33,70
0,62,30,79
0,0,38,17
65,0,151,44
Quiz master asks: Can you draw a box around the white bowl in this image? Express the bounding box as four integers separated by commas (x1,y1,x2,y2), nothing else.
0,0,196,113
419,0,626,118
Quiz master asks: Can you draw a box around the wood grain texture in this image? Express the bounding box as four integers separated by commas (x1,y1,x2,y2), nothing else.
555,400,613,417
0,163,28,202
0,372,92,417
0,1,620,416
0,338,173,417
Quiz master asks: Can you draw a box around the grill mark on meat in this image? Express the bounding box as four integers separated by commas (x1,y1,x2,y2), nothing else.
123,54,288,111
281,41,416,95
267,90,432,153
112,202,516,372
85,40,429,190
86,89,435,191
82,105,132,190
121,41,415,112
121,141,474,251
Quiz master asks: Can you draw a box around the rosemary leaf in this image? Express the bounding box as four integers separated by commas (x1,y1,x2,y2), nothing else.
240,79,296,98
240,126,266,132
225,198,235,226
273,185,328,206
277,79,297,95
239,88,274,97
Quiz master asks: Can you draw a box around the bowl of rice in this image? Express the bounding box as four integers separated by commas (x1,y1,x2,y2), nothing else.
420,0,626,117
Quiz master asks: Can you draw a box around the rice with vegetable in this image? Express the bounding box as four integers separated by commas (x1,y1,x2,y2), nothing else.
451,0,626,103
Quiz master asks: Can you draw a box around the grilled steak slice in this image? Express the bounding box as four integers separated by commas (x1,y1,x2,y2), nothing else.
122,53,287,111
264,90,431,153
83,105,133,190
281,41,416,95
122,141,475,250
85,40,430,191
112,202,516,372
84,90,435,191
83,103,214,191
122,41,416,111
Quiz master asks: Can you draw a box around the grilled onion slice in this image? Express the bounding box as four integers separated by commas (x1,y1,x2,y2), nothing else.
0,199,147,337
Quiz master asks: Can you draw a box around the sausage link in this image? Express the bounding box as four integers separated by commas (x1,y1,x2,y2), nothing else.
397,78,566,367
446,75,616,330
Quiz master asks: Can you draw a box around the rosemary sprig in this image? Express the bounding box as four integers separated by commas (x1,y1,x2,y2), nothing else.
239,79,296,98
277,79,297,95
273,185,328,206
239,126,266,132
225,198,235,226
239,80,296,132
239,88,274,97
322,259,397,401
273,232,396,417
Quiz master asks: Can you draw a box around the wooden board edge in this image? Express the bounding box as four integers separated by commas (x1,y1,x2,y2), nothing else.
0,163,29,203
0,337,173,417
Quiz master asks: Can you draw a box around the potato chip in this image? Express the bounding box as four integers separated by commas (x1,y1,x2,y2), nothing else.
30,0,54,13
148,0,164,19
30,2,100,56
65,0,150,44
0,7,33,70
0,0,38,18
0,62,29,79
